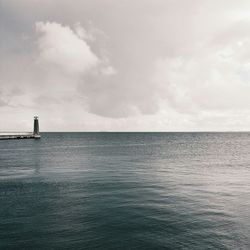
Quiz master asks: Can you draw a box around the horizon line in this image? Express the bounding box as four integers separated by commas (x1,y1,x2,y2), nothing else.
2,131,250,133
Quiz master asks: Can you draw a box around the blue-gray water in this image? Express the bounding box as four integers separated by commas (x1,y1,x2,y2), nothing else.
1,132,250,249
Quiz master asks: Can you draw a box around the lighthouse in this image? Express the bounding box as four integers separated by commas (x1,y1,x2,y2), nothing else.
0,117,41,140
33,116,41,139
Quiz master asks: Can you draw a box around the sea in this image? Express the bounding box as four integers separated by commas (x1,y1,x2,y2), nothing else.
0,132,250,249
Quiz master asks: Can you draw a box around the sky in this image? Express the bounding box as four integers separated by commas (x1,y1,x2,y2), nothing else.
1,0,250,131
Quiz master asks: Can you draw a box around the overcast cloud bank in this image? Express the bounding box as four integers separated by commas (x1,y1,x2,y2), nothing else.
1,0,250,131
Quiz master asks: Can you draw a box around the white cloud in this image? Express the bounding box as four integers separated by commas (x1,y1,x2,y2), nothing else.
153,31,250,115
74,22,94,41
36,22,99,74
3,1,250,131
101,65,116,75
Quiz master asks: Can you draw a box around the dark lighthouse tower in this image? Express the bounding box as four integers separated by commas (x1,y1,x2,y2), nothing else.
33,116,41,139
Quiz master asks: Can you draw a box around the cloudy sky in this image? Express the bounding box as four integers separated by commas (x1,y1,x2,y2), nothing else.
1,0,250,131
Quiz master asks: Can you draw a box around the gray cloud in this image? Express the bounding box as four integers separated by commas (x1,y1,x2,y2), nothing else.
2,0,250,131
0,94,7,107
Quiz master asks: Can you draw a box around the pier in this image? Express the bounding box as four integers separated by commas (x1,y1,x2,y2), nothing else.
0,116,41,140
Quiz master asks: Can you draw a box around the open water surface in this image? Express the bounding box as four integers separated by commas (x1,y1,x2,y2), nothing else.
0,132,250,249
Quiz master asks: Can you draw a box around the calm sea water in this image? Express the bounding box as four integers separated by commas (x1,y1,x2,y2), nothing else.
1,132,250,249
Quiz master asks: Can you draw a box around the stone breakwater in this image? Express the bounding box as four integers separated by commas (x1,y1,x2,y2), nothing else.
0,133,41,140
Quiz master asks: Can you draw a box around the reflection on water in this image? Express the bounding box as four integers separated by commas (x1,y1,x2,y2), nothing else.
0,132,250,249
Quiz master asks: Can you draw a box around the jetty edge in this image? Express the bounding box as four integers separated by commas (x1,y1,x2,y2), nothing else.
0,116,41,140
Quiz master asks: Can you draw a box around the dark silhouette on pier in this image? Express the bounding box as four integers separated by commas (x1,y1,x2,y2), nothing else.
33,116,40,138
